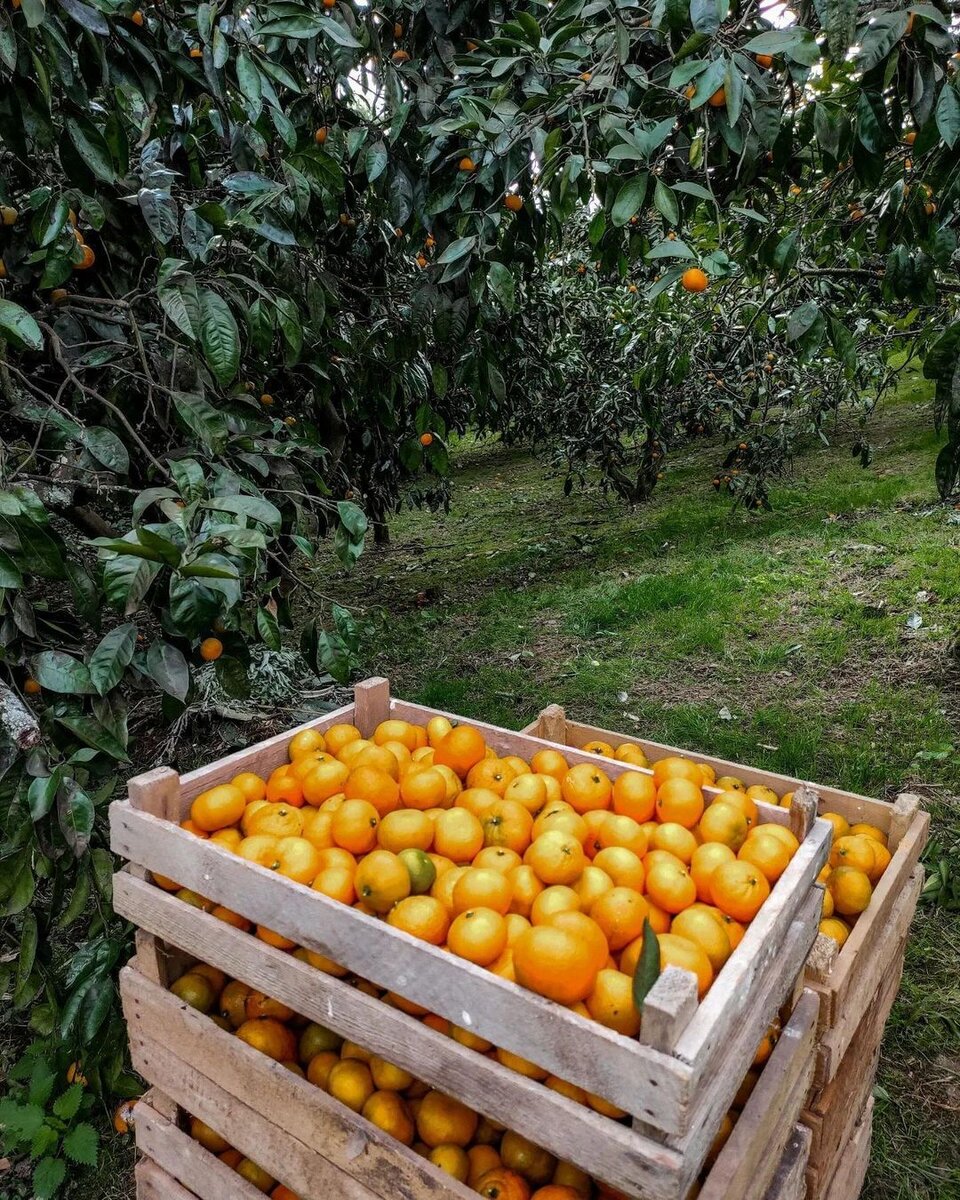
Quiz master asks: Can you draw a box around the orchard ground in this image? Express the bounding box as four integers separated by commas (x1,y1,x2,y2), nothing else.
337,380,960,1200
69,378,959,1200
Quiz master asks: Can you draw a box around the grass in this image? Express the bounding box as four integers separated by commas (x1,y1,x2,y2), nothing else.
332,381,960,1200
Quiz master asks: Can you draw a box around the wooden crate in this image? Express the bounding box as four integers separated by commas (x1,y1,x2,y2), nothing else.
110,679,831,1200
810,1096,874,1200
521,706,930,1086
125,980,819,1200
802,911,914,1200
761,1125,811,1200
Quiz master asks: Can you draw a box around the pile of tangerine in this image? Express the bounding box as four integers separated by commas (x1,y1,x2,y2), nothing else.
170,960,780,1199
159,717,812,1024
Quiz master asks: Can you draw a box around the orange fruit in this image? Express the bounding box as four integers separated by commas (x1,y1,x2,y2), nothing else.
699,801,749,850
829,834,877,874
246,801,303,838
363,1090,415,1144
468,758,515,794
716,789,758,828
652,756,702,787
529,884,580,925
650,822,697,864
378,808,433,853
331,798,380,854
572,864,614,912
302,759,350,805
344,766,400,816
504,773,549,815
691,842,736,902
448,907,508,965
505,912,532,944
324,723,362,755
611,772,656,823
352,743,403,779
236,1018,297,1061
819,917,851,945
430,1145,470,1181
745,784,779,806
655,778,704,829
530,748,569,781
219,980,251,1027
431,864,469,913
590,886,648,951
657,933,713,997
312,863,356,905
597,813,648,857
327,1060,375,1112
544,910,609,970
670,906,732,971
849,822,886,844
495,1048,547,1079
190,1116,230,1153
424,716,452,747
416,1091,478,1147
865,841,891,883
476,1168,532,1200
237,834,281,869
373,719,418,751
388,894,450,944
475,846,522,874
513,924,599,1004
264,772,304,807
710,861,770,922
561,763,612,814
551,1165,592,1198
354,849,411,912
245,990,293,1020
827,866,872,915
586,968,641,1036
646,859,696,914
433,808,484,863
533,804,586,841
592,846,645,891
289,728,327,759
209,828,242,851
482,799,534,854
452,868,513,915
468,1146,503,1188
753,824,799,853
457,787,500,818
524,831,585,885
544,1078,587,1106
614,744,649,768
232,772,267,802
273,836,321,883
506,865,545,917
170,972,217,1012
582,740,614,758
399,766,448,810
820,812,850,841
190,784,246,832
738,832,792,882
500,1132,555,1186
434,726,487,777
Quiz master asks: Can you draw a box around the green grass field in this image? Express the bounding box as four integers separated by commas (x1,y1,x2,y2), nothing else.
336,387,960,1199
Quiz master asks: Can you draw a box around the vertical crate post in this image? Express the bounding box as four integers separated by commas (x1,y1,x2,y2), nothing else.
787,785,818,842
353,677,391,736
888,792,920,850
538,703,567,743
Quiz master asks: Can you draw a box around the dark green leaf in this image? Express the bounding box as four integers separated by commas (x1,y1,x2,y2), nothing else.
33,1156,67,1200
35,651,94,695
0,300,43,352
631,918,661,1011
143,641,190,700
63,1123,99,1168
88,623,137,696
611,174,647,226
198,289,240,386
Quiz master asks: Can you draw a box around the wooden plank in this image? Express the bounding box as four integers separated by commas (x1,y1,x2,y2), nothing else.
811,815,928,1030
129,767,181,818
762,1126,811,1200
109,808,690,1131
113,878,686,1198
810,866,921,1085
169,701,357,811
124,969,473,1200
698,990,818,1200
673,820,829,1070
639,967,699,1055
888,792,921,851
522,711,895,831
669,892,822,1191
135,1101,274,1200
354,677,391,736
816,1097,873,1200
136,1159,201,1200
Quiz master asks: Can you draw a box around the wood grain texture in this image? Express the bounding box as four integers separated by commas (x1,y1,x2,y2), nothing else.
813,1096,874,1200
522,712,894,830
113,883,685,1197
135,1100,275,1200
354,677,391,735
136,1158,202,1200
698,991,818,1200
639,967,699,1054
110,809,690,1129
668,892,822,1191
762,1126,811,1200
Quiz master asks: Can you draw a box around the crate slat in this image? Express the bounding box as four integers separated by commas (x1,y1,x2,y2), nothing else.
762,1126,811,1200
109,809,690,1129
136,1158,202,1200
697,990,818,1200
814,1096,874,1200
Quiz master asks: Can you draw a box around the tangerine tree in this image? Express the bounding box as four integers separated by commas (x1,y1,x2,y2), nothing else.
0,0,957,1113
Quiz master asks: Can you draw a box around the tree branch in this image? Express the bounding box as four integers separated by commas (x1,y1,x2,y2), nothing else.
0,681,41,751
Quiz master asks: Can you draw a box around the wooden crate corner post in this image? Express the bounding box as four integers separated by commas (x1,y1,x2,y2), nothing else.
353,677,391,736
127,767,183,986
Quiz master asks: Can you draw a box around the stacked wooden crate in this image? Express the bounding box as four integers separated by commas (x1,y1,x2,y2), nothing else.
112,679,835,1200
521,705,930,1200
